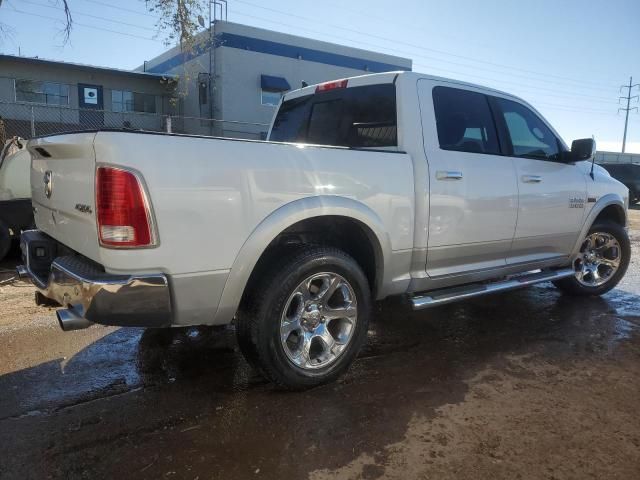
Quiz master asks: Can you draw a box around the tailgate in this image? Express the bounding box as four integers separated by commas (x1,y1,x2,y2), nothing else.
29,132,101,262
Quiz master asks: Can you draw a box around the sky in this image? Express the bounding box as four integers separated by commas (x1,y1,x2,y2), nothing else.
1,0,639,152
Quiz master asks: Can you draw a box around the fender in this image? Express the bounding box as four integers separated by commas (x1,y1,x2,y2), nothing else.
571,193,626,256
213,195,393,325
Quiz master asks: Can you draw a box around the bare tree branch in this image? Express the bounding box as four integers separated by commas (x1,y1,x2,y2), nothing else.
60,0,73,44
1,0,209,50
0,0,73,44
145,0,208,51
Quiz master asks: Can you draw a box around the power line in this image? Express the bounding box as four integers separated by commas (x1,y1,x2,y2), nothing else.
230,9,618,117
234,0,617,93
6,0,619,104
618,76,639,153
409,61,616,103
230,8,617,105
5,5,162,42
298,0,621,89
530,101,617,115
81,0,161,19
3,0,626,121
18,0,158,32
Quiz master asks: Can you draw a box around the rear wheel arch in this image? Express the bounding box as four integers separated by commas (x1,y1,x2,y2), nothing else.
244,215,383,302
213,196,391,325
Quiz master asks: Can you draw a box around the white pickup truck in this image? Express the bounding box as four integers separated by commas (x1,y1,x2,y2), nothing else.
19,72,630,389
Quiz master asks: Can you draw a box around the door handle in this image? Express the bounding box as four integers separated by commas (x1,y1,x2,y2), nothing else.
436,171,463,180
521,175,542,183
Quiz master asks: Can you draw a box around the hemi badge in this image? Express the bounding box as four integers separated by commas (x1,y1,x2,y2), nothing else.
587,197,597,203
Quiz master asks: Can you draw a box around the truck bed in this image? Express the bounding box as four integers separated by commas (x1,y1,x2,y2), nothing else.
28,129,415,276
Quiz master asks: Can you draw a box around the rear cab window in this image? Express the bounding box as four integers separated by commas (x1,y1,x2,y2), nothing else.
269,83,398,149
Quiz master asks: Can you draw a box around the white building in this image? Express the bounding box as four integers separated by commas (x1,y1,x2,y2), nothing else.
140,21,412,139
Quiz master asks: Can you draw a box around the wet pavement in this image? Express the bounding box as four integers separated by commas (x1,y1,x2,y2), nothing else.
1,210,639,479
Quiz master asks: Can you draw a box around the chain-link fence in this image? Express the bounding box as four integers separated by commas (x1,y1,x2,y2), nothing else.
0,101,270,142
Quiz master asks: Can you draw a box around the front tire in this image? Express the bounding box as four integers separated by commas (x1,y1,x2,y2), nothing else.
553,221,630,296
236,246,371,390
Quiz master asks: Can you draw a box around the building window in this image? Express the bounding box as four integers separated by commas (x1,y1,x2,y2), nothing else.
260,75,291,107
112,90,157,113
15,79,69,106
261,90,283,107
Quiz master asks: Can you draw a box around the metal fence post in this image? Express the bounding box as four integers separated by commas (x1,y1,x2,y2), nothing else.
30,106,36,137
165,115,172,133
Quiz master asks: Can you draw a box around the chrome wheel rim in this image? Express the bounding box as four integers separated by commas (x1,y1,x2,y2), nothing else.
573,232,621,287
280,272,358,370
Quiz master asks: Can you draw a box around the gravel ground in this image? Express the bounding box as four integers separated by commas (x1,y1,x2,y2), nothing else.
0,209,638,480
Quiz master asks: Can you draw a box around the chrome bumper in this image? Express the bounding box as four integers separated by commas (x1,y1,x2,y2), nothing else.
18,231,172,329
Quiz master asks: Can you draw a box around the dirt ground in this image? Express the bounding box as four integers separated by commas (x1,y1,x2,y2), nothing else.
1,210,639,480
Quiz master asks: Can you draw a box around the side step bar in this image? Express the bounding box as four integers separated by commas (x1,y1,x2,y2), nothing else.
410,268,575,310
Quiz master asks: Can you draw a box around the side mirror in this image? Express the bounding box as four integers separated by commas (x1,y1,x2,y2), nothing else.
569,138,596,162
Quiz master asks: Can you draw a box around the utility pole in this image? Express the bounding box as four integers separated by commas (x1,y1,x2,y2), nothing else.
618,76,639,153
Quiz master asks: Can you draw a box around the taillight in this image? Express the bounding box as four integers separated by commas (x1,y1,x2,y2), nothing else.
96,166,155,248
315,79,348,93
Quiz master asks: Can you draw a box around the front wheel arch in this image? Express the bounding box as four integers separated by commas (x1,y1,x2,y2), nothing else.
555,220,630,296
571,195,626,257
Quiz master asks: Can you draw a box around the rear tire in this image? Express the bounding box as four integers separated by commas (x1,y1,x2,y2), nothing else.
553,221,630,296
236,246,371,390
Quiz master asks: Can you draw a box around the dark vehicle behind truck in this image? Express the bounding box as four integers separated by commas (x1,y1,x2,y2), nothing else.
596,151,640,204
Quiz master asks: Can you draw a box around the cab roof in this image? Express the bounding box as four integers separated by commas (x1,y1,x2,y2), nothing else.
283,71,521,104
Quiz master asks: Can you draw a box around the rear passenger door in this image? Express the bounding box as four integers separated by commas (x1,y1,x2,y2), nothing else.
491,97,587,265
418,82,519,277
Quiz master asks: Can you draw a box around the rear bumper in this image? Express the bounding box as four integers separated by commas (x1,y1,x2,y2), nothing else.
18,230,172,329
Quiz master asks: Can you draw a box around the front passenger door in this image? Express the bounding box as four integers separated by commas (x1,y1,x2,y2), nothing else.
492,97,587,265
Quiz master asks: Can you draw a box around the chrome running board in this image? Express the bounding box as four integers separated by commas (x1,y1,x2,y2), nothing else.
410,268,575,310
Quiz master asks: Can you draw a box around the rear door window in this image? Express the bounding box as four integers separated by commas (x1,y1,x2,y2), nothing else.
270,84,397,148
432,86,501,155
